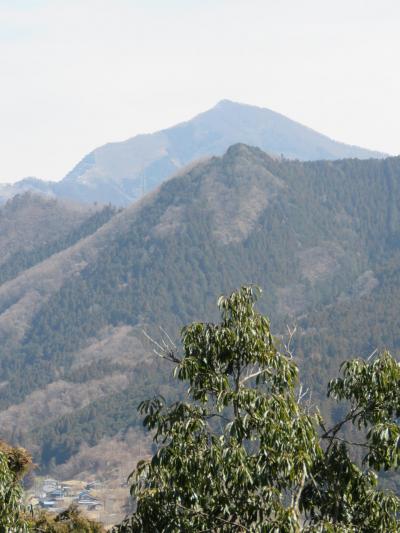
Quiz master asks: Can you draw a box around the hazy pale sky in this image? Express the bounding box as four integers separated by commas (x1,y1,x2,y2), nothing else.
1,0,399,182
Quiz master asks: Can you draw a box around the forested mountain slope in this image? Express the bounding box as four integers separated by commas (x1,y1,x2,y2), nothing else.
0,177,55,204
0,100,386,206
0,193,117,286
0,193,94,266
1,145,400,482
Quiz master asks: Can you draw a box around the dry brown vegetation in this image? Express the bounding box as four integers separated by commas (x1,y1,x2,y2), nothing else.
0,193,95,265
71,325,145,369
47,429,152,527
0,374,130,439
52,429,151,482
297,242,344,283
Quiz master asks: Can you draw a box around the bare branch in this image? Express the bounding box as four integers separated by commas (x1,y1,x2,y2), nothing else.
159,326,177,350
297,383,310,404
142,329,181,364
240,367,268,386
284,324,297,358
293,467,306,521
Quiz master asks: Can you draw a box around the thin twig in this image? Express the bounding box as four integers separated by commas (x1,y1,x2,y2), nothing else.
159,326,177,349
285,324,297,358
142,330,181,364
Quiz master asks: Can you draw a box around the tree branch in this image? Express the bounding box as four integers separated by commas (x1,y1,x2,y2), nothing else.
142,329,181,364
240,367,268,385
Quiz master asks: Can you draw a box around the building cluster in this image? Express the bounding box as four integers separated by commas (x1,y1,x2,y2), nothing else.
30,478,103,514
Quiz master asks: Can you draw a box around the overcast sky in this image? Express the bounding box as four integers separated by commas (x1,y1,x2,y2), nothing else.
1,0,399,182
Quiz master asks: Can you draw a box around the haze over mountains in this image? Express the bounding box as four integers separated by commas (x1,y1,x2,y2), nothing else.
0,100,387,206
1,144,400,494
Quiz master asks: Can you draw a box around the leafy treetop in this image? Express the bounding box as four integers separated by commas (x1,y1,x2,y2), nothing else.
115,286,400,532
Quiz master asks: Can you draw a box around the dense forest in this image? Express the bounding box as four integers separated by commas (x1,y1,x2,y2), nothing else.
1,145,400,480
0,204,117,286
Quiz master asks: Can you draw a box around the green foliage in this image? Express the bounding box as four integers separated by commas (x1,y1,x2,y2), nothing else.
328,352,400,471
302,350,400,531
27,503,105,532
0,441,104,532
0,442,32,532
116,287,400,532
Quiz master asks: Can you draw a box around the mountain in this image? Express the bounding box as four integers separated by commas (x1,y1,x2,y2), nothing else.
0,192,99,267
0,100,387,206
1,144,400,488
0,193,117,287
0,177,55,203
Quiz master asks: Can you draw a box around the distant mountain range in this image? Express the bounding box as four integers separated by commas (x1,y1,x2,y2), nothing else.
1,145,400,492
0,100,387,206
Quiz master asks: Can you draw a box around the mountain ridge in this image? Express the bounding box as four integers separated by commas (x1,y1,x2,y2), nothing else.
1,144,400,492
0,101,387,206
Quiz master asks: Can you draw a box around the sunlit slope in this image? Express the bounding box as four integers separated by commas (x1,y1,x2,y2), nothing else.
0,145,399,476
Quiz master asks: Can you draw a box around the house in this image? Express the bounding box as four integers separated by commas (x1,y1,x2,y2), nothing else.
47,489,64,501
42,478,58,493
77,493,102,508
61,485,73,496
86,480,101,490
39,499,56,509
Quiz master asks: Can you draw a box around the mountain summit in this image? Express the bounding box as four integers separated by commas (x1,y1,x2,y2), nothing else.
0,100,387,206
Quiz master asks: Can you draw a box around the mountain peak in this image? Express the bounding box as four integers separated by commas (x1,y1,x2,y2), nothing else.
215,98,242,107
214,98,262,109
1,101,388,207
225,142,265,157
